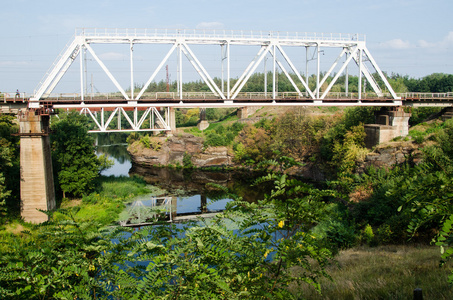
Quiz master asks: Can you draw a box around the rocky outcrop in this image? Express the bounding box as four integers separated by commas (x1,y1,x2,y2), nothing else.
127,134,235,168
356,141,422,172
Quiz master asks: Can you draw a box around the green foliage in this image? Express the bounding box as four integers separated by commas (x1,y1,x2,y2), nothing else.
126,131,140,144
51,112,112,198
183,152,194,168
330,124,369,175
0,114,20,219
0,162,336,299
204,132,226,146
361,224,375,246
139,134,161,150
203,122,244,147
409,107,442,126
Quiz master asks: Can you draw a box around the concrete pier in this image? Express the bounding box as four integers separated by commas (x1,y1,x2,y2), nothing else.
197,108,209,131
19,111,55,223
365,108,411,148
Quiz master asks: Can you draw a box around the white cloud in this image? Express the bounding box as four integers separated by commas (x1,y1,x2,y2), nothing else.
195,22,225,30
379,38,412,50
418,31,453,49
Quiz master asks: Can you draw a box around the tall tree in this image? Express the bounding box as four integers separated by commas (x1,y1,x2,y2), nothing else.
51,112,109,198
0,114,20,219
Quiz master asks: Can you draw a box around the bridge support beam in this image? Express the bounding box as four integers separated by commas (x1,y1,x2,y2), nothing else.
19,111,56,223
364,108,411,148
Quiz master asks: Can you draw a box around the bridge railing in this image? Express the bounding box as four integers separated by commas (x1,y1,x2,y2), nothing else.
398,92,453,99
0,92,31,103
39,91,400,102
76,28,365,42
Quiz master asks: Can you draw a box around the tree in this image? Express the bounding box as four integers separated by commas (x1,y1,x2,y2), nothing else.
51,112,109,198
0,114,20,219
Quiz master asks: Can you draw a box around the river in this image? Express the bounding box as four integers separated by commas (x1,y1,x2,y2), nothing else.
95,133,265,224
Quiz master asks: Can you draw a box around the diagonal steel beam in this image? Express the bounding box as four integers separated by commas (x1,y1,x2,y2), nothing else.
181,43,226,99
276,44,315,99
85,43,130,100
362,47,399,99
231,44,272,99
321,47,359,99
136,43,177,100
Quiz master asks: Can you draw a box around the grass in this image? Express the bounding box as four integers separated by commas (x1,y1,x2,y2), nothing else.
293,245,453,299
55,175,162,225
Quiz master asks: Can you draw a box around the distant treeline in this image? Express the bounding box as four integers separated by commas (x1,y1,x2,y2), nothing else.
137,72,453,94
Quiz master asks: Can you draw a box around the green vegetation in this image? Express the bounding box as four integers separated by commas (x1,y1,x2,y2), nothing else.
1,72,453,298
51,112,113,198
0,114,20,222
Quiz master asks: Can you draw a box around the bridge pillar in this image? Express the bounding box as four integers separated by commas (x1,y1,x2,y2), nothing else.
237,107,248,119
19,111,56,223
197,108,209,131
364,108,411,148
169,107,176,133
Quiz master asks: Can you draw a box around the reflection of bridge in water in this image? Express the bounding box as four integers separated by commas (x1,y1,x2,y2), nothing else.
119,196,225,227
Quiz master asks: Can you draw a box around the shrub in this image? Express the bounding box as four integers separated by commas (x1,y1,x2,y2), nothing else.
183,152,194,168
361,224,376,246
204,132,226,147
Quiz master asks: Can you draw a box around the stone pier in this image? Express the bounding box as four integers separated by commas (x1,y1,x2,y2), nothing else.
364,108,411,148
197,108,209,131
19,111,55,223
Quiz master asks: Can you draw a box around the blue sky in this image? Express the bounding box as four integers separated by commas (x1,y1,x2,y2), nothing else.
0,0,452,94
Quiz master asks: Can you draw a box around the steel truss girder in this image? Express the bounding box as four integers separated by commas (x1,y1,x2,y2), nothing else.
30,28,399,108
80,106,170,132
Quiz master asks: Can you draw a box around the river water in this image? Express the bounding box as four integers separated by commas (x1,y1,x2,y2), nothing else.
95,134,265,224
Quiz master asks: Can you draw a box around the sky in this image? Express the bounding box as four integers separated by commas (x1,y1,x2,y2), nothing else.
0,0,452,94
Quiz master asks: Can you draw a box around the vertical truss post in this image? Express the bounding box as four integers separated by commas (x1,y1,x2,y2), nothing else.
305,46,309,83
316,44,320,99
130,41,134,101
264,56,267,97
221,44,224,94
358,48,363,100
79,44,84,102
178,43,183,100
227,41,231,99
273,44,276,100
101,108,104,130
345,52,349,96
118,110,121,130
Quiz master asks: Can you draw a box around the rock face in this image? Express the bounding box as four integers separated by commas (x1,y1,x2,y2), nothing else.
127,134,234,168
357,141,421,172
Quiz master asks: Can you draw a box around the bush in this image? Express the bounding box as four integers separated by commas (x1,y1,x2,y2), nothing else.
183,152,194,168
204,132,226,147
361,224,376,246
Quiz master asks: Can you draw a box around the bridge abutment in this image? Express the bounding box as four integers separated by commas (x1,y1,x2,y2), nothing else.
19,111,56,223
365,108,411,148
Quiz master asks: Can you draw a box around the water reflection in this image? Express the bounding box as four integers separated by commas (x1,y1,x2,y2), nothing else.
95,133,266,224
95,133,132,176
129,165,264,203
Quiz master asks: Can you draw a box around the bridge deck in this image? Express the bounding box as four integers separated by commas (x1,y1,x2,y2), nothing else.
2,92,453,111
29,92,453,108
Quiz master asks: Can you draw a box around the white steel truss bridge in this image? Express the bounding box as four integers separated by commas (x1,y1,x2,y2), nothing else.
28,28,413,132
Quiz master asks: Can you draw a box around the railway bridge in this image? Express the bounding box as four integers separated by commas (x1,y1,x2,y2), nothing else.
5,28,453,223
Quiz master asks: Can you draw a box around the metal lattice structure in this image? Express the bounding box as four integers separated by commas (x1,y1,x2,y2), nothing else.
29,28,402,131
